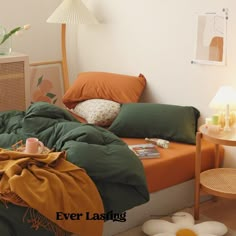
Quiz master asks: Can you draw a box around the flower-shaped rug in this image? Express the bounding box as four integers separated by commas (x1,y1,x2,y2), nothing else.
142,212,228,236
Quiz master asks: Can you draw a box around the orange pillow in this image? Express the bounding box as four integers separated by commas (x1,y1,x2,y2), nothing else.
62,72,146,109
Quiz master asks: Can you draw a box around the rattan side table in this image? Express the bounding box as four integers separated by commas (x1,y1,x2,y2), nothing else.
194,125,236,220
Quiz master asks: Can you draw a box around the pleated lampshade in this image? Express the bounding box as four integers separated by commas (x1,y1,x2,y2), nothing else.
47,0,99,24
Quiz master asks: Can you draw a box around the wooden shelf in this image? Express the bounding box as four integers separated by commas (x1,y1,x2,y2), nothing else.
200,168,236,199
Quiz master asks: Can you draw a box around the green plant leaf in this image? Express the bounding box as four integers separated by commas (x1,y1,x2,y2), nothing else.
53,98,58,104
46,93,56,99
0,27,21,45
37,75,43,87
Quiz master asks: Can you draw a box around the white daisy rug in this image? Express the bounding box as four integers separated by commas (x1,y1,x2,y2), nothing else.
115,215,235,236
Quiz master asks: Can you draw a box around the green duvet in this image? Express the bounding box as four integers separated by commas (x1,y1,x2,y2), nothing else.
0,102,149,235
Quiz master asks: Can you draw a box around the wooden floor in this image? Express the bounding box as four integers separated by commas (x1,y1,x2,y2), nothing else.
198,198,236,231
115,198,236,236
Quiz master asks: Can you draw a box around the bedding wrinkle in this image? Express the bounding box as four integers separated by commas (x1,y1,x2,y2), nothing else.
0,149,104,236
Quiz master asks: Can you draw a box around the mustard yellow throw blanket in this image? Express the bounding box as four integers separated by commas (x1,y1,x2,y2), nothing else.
0,149,104,236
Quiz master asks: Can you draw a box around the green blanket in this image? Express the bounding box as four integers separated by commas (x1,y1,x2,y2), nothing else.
0,102,149,235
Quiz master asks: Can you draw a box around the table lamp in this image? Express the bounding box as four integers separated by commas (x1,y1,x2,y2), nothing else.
47,0,99,92
209,86,236,131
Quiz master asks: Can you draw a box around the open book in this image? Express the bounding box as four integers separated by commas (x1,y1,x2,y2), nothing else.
128,143,160,158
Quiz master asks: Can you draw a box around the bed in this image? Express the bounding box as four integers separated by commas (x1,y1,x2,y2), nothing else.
0,71,224,236
61,71,224,235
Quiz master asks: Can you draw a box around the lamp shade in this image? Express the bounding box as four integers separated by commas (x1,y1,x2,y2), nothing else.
209,86,236,110
47,0,99,24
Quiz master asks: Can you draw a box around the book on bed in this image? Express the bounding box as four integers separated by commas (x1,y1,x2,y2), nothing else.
128,143,160,158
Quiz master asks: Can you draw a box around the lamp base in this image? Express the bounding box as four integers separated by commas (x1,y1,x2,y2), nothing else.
224,117,231,132
224,126,231,132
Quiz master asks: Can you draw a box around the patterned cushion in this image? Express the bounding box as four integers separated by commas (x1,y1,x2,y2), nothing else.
73,99,121,127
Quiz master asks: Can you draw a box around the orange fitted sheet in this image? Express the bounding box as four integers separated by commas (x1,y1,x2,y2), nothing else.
121,138,224,193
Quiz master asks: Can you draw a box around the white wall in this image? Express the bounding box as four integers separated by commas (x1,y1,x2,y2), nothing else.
72,0,236,167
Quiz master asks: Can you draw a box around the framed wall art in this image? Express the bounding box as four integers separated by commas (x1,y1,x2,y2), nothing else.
192,8,228,66
29,61,64,108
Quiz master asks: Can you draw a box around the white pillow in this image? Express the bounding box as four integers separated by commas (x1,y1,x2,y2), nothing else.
73,99,121,126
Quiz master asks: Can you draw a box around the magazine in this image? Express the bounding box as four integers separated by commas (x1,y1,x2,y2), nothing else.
128,143,160,158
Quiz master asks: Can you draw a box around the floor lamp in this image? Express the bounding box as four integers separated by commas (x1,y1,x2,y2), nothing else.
47,0,99,92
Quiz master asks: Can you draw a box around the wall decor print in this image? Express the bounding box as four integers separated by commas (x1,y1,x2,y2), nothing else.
192,8,228,65
30,61,64,107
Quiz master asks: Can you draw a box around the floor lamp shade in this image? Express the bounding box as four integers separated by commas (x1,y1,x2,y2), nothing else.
47,0,99,24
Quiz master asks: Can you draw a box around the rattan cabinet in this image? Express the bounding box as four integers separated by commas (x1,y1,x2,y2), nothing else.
194,125,236,220
0,53,29,111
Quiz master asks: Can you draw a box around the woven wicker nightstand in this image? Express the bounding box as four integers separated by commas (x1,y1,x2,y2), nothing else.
0,52,29,111
194,125,236,220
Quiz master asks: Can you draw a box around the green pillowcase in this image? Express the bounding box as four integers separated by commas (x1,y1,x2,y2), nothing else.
108,103,200,144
